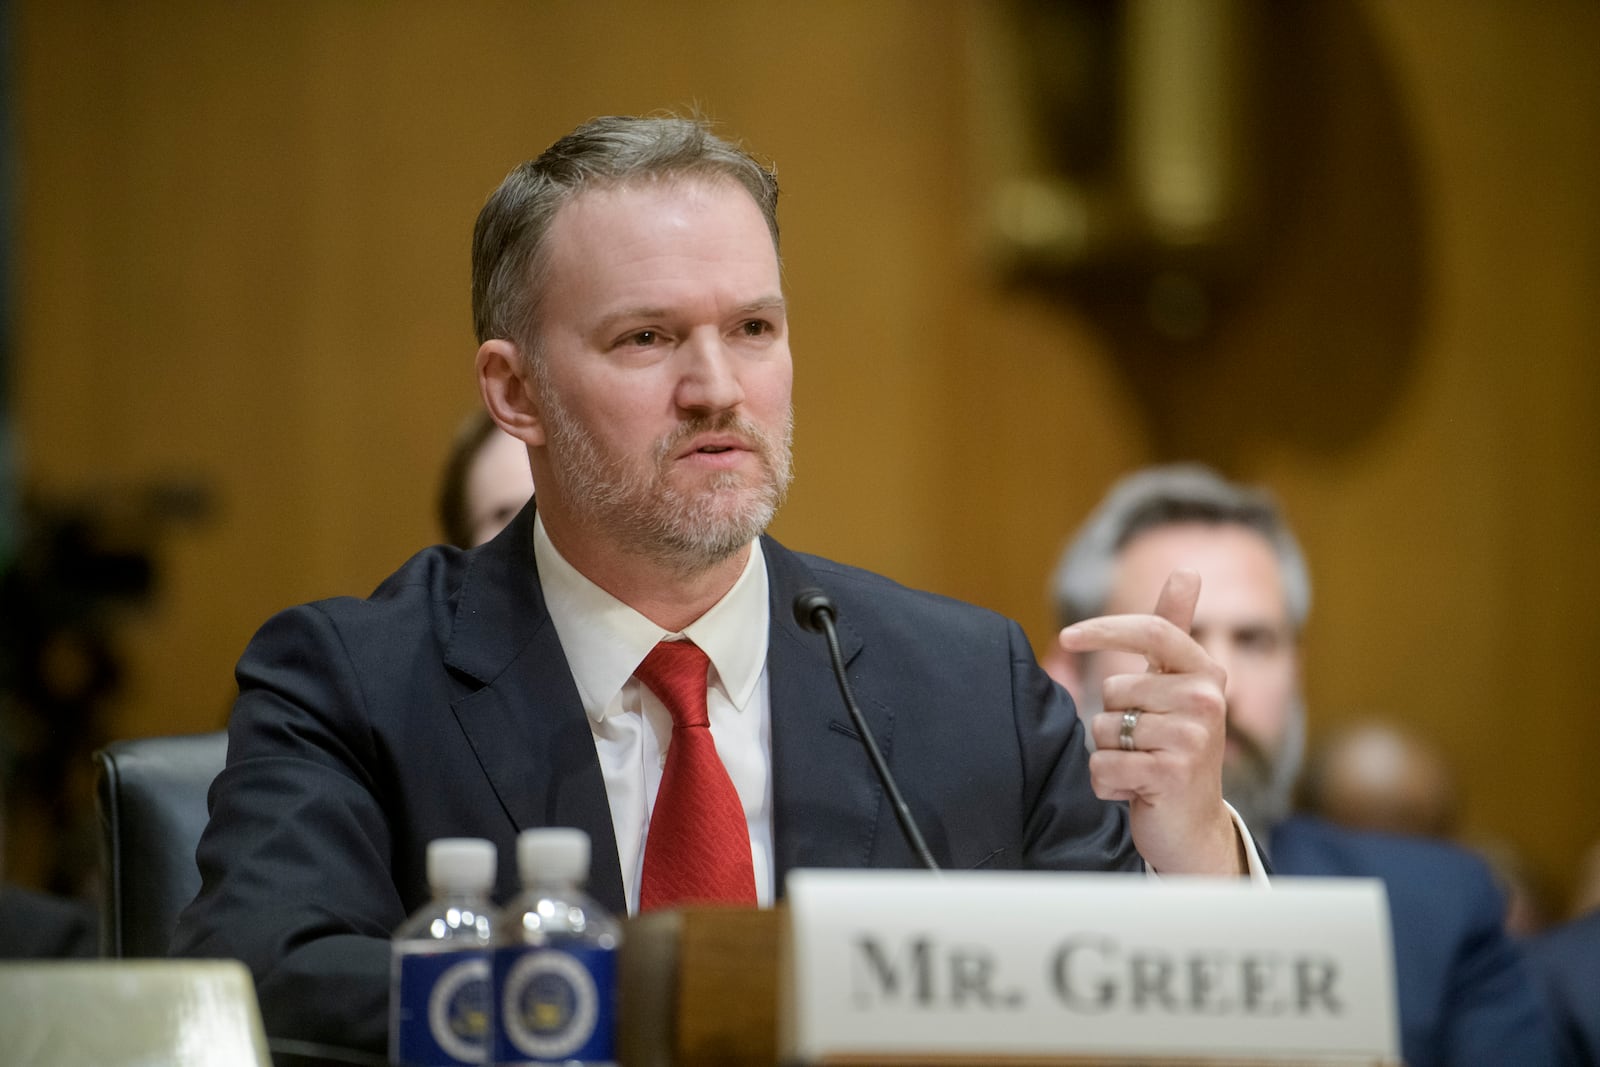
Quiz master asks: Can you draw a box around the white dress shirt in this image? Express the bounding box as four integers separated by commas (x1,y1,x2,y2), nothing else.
533,515,775,914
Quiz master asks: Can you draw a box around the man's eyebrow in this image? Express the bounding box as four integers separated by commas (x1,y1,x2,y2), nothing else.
591,297,787,335
733,296,787,316
592,306,672,335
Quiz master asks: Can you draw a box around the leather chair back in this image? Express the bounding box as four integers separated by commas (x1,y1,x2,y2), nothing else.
94,731,227,958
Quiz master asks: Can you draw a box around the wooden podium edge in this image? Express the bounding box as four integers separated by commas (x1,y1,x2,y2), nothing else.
620,906,780,1067
618,908,681,1067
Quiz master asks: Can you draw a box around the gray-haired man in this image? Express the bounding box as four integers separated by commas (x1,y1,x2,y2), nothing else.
1045,464,1559,1067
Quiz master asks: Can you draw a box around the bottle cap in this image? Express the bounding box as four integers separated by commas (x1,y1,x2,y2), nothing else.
517,827,591,886
426,837,497,893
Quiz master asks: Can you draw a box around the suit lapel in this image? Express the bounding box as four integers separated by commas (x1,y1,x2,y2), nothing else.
442,505,627,915
763,539,895,891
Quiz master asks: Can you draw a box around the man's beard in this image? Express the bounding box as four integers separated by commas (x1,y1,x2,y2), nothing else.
1219,694,1306,836
540,385,794,575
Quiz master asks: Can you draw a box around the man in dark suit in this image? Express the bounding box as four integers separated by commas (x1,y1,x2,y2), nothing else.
172,116,1257,1055
1045,464,1560,1067
1525,909,1600,1066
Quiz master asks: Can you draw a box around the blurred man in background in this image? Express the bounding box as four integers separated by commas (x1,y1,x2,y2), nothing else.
1297,718,1460,839
1045,464,1558,1067
1525,838,1600,1066
436,408,534,549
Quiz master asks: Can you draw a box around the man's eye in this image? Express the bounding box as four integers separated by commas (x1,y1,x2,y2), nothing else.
628,330,658,346
740,319,771,337
1236,627,1283,653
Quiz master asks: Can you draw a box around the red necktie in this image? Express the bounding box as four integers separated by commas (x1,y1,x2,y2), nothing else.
634,640,757,910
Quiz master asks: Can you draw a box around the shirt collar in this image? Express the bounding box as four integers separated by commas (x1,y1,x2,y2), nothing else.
533,513,770,723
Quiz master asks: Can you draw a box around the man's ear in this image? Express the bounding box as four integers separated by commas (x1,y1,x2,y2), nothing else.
477,338,545,446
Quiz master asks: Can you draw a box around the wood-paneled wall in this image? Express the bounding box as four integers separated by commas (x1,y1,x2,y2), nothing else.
13,1,1599,909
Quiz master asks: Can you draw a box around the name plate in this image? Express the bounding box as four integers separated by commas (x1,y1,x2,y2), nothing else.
779,870,1398,1064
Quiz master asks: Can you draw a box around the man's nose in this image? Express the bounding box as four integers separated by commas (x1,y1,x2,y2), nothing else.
674,331,745,414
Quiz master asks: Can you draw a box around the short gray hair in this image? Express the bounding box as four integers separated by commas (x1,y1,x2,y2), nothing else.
1052,464,1311,628
471,114,781,351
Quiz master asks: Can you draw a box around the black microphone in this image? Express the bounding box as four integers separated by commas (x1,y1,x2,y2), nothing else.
793,588,941,872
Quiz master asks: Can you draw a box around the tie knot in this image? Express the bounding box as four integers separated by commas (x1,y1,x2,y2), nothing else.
634,640,711,729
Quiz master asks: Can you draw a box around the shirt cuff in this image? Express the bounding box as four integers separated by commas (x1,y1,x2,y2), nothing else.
1143,800,1271,884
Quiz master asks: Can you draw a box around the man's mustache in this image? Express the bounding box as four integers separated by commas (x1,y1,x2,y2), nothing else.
657,411,775,461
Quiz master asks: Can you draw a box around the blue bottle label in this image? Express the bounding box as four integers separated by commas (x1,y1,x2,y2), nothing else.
493,943,618,1064
394,950,493,1065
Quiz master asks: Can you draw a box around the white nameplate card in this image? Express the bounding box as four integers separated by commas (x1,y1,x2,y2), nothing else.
780,870,1398,1064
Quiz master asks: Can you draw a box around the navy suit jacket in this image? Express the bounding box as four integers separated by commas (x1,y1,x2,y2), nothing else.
1270,816,1559,1067
173,505,1136,1052
1525,910,1600,1067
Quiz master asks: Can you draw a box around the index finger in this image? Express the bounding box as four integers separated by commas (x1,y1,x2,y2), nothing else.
1057,612,1207,673
1057,569,1206,673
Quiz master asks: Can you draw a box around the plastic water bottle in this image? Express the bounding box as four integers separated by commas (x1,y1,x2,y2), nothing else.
391,837,498,1066
492,828,621,1066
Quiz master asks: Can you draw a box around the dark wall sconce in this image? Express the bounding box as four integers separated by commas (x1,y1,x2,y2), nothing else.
969,0,1426,461
976,0,1267,343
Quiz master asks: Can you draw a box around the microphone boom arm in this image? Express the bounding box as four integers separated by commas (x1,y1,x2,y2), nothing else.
796,589,941,873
